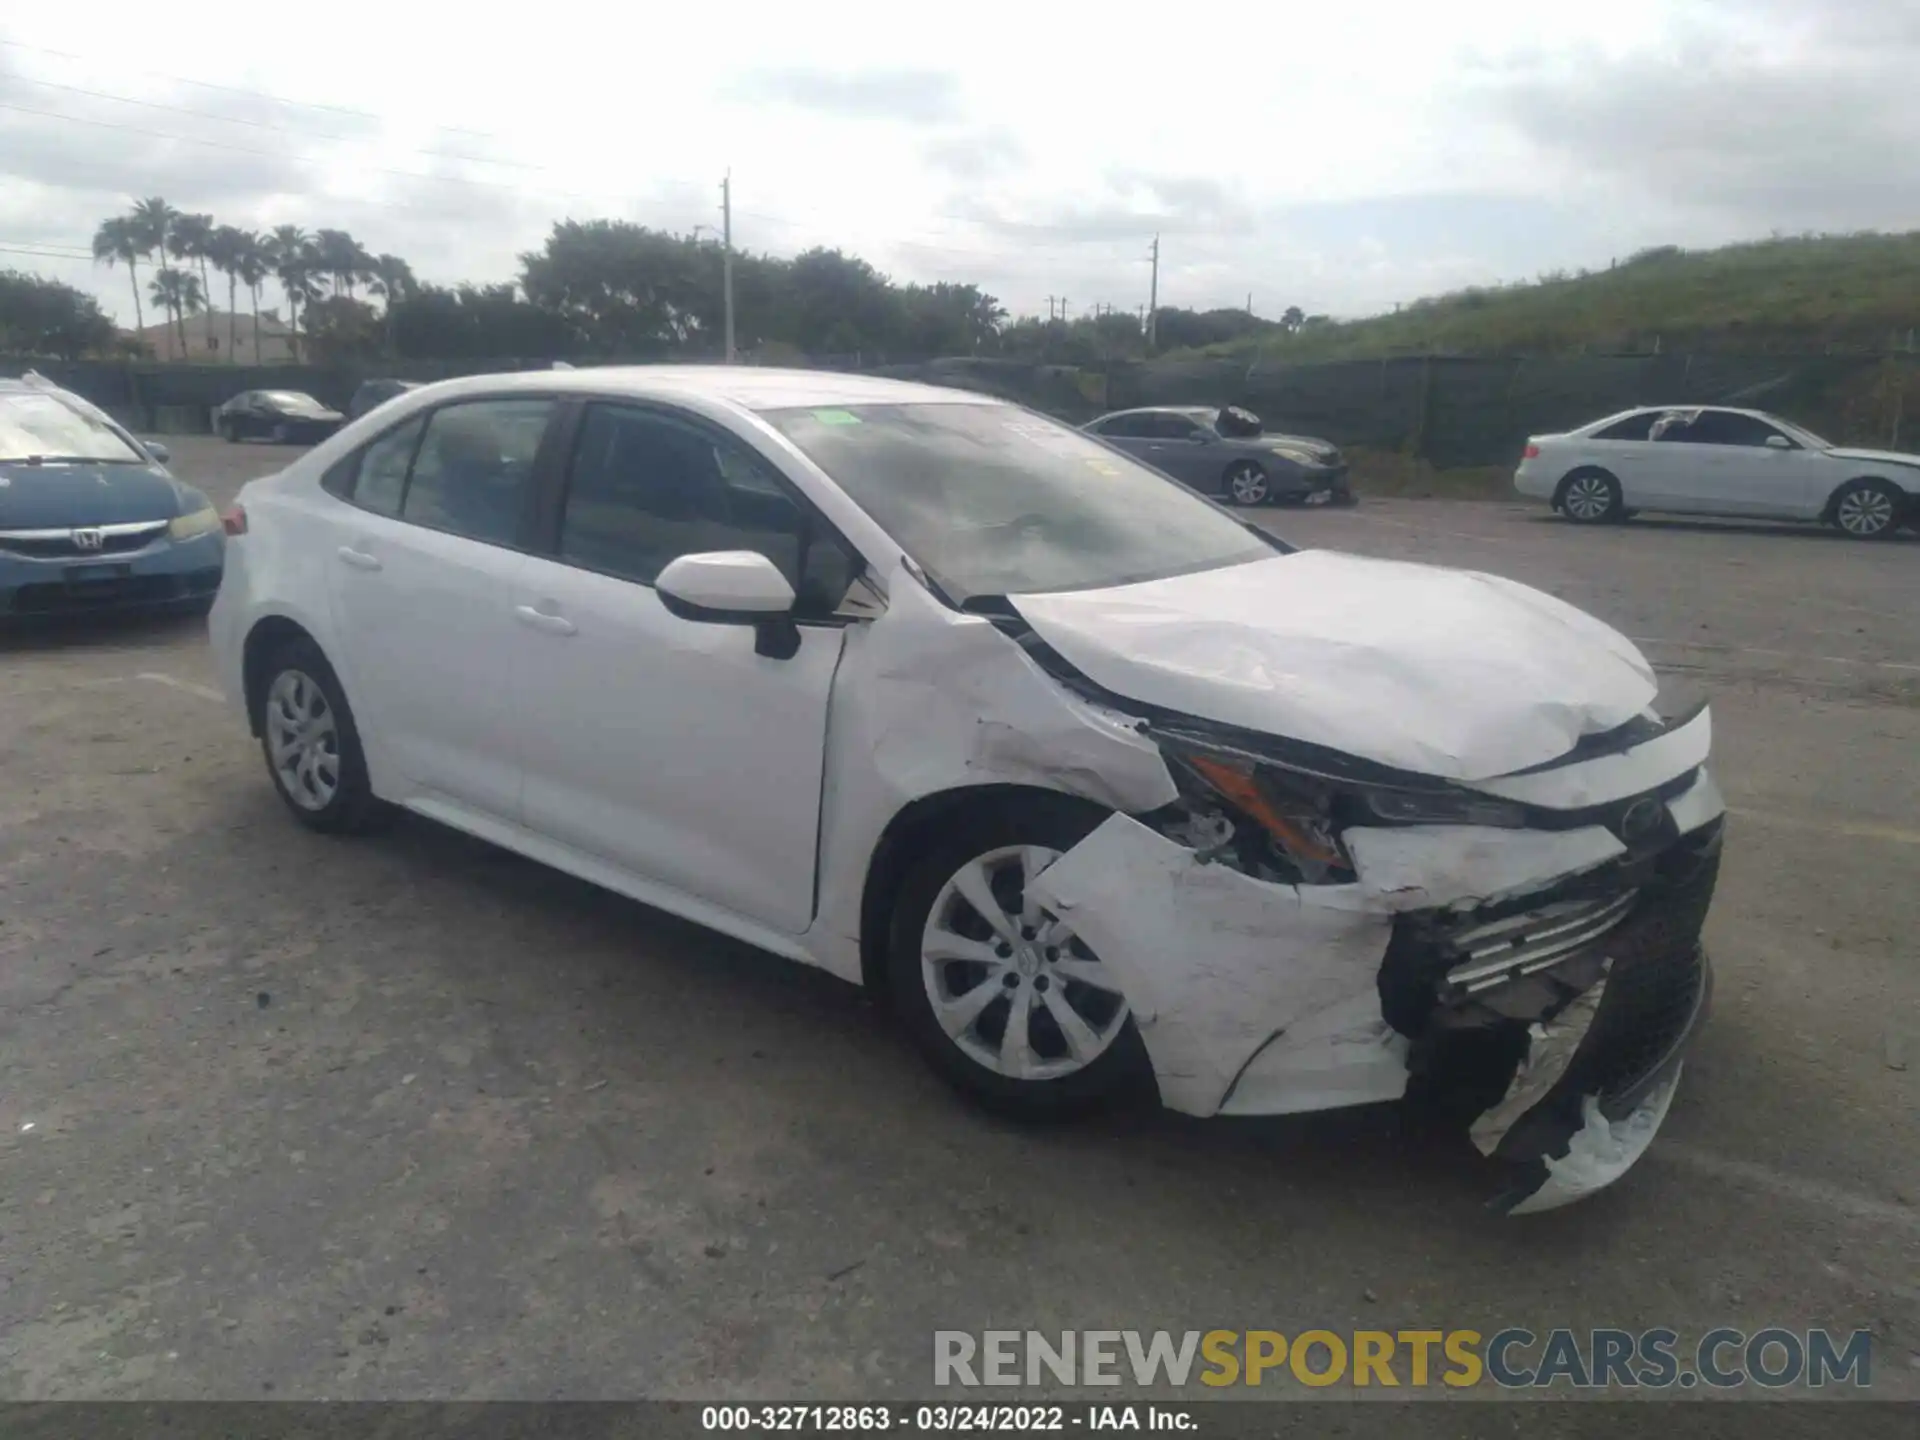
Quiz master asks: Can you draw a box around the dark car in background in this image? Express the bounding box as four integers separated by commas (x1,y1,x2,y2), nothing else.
347,378,421,421
0,375,224,618
1084,405,1354,506
214,390,346,444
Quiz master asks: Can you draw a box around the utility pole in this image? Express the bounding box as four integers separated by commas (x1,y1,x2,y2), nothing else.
1060,297,1069,322
721,170,736,363
1146,234,1160,351
1045,296,1057,321
1246,292,1252,315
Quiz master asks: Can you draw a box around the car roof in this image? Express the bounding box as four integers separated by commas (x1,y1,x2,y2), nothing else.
386,366,1003,414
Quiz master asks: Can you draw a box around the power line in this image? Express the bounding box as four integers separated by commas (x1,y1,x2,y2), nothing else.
1,242,94,261
0,36,497,140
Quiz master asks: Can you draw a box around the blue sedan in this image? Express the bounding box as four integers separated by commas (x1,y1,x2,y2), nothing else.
0,376,225,619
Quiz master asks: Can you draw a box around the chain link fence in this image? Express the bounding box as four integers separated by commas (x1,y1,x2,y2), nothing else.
10,351,1918,466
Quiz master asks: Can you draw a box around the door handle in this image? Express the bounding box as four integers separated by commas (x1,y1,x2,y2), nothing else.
514,604,577,637
336,546,381,571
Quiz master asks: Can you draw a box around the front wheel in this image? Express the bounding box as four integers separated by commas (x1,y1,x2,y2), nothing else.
1223,460,1271,506
1558,469,1623,524
886,797,1152,1119
1830,479,1903,539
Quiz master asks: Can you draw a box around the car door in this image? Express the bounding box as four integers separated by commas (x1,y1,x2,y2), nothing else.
1581,410,1669,505
510,400,857,934
1140,414,1224,490
1092,414,1155,463
1690,411,1828,517
1651,410,1808,516
230,393,260,438
323,395,559,821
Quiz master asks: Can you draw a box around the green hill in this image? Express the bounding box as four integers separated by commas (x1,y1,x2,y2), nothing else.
1205,232,1920,361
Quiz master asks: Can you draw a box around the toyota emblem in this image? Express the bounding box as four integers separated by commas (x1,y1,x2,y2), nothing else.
70,527,105,551
1618,797,1664,843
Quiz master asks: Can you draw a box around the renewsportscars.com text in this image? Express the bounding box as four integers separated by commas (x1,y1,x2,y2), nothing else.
933,1328,1873,1390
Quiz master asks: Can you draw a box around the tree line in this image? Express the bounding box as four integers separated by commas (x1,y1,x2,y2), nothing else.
0,196,1323,365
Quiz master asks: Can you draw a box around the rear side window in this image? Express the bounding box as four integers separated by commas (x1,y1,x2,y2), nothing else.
331,415,423,514
1097,414,1150,438
1592,412,1657,441
402,399,554,544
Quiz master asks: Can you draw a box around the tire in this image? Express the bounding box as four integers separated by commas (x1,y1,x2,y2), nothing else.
1828,479,1903,540
217,419,237,443
255,636,388,835
885,795,1154,1119
1556,469,1623,524
270,421,290,444
1222,460,1271,506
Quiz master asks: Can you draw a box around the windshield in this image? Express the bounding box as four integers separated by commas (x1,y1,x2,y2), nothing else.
266,391,329,413
0,392,146,464
764,402,1276,601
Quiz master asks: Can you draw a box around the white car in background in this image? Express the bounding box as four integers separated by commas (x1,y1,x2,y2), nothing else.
1515,405,1920,539
210,367,1725,1214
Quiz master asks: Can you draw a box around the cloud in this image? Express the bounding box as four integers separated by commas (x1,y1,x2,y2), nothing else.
1482,0,1920,232
738,66,961,124
921,128,1025,180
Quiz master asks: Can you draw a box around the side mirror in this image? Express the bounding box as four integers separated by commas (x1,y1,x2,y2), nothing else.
1765,435,1793,450
655,550,801,659
144,441,171,465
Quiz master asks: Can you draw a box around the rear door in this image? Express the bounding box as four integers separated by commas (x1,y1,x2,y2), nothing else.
324,394,560,820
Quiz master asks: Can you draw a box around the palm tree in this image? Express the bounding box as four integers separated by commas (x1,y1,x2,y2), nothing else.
312,228,373,299
206,225,249,361
235,232,270,361
168,213,217,336
129,196,179,277
149,267,205,359
367,252,417,358
269,225,317,360
91,216,145,334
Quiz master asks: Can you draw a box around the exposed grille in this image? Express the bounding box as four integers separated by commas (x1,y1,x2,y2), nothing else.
0,522,169,558
1573,942,1708,1107
1441,890,1639,996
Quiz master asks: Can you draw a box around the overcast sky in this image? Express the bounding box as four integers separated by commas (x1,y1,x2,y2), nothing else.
3,0,1916,328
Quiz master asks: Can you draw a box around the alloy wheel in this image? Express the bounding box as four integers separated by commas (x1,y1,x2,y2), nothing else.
265,669,341,812
1227,463,1269,505
1563,474,1614,521
920,845,1130,1081
1836,487,1895,537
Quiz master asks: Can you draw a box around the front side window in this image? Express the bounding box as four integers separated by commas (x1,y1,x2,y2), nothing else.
1682,411,1790,448
764,402,1276,603
400,399,554,545
0,392,146,464
558,404,856,613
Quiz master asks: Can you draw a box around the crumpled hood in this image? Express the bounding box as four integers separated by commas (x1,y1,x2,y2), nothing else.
1824,446,1920,472
0,462,188,529
1009,550,1658,782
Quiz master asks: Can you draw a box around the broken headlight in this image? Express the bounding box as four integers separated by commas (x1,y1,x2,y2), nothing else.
1360,789,1526,828
1155,734,1527,884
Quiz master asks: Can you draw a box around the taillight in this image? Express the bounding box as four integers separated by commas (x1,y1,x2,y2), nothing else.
1522,444,1540,460
221,504,248,536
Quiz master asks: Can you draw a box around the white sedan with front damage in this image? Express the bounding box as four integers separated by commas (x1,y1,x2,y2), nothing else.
209,366,1724,1214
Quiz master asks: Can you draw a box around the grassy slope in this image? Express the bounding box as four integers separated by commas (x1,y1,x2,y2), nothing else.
1205,232,1920,362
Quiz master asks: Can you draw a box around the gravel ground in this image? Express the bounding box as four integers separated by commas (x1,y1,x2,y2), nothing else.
2,436,1916,1420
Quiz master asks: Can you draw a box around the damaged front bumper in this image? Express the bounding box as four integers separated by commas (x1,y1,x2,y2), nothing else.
1030,759,1725,1215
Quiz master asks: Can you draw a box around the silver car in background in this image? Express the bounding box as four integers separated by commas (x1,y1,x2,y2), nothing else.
1515,405,1920,539
1084,405,1355,507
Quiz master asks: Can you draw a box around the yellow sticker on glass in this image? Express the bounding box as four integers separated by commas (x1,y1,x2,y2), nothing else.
812,409,862,425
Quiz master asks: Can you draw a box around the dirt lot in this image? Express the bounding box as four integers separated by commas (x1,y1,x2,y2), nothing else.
3,435,1917,1412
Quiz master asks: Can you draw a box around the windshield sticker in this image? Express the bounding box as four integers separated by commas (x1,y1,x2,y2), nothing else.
1084,458,1121,476
811,409,863,426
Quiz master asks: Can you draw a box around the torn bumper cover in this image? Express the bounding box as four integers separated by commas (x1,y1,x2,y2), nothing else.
1029,753,1723,1215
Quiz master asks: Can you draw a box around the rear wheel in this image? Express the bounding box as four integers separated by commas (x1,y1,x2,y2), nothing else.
1557,469,1623,524
886,796,1152,1119
1223,460,1271,506
1830,479,1902,539
256,637,387,834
